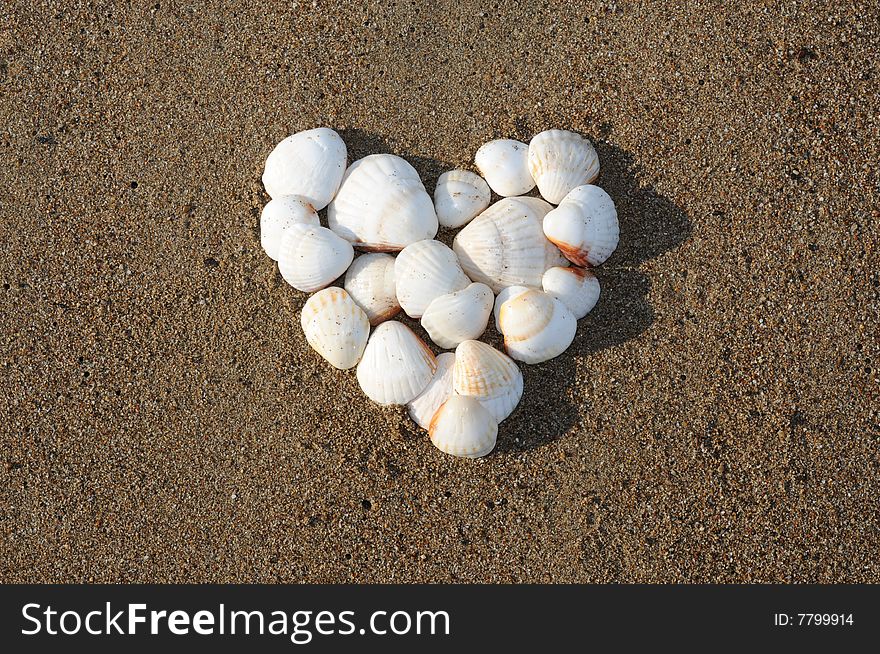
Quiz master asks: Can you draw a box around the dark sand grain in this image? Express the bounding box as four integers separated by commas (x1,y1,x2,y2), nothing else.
0,1,878,582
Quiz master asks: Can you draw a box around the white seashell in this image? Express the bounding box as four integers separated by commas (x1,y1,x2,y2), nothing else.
542,184,619,267
528,129,600,204
277,224,354,293
493,285,530,332
356,321,437,405
407,352,455,429
542,266,601,319
453,340,523,423
328,154,438,251
474,139,535,197
421,282,494,349
498,289,577,364
260,195,320,261
508,196,571,269
343,253,400,326
262,128,347,209
394,240,470,318
300,288,370,370
429,394,498,458
433,170,491,228
453,197,560,293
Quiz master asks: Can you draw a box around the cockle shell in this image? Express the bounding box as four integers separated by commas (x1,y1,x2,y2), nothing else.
407,352,455,429
277,224,354,293
493,285,530,332
262,128,347,209
421,282,494,349
343,253,400,326
528,129,600,204
394,240,470,318
429,394,498,458
542,266,601,319
508,196,571,269
356,321,437,405
498,289,577,364
328,154,438,251
453,197,561,293
542,184,619,267
453,340,523,423
260,195,320,261
474,139,535,197
433,170,491,228
300,288,370,370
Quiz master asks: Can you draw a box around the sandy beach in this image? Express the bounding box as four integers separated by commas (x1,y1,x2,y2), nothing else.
1,1,878,582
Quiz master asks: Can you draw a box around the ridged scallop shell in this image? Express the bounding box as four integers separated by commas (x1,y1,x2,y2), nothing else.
407,352,455,429
429,395,498,458
262,128,347,209
421,282,494,349
277,224,354,293
474,139,535,197
528,129,600,204
498,289,577,364
493,285,530,332
542,266,600,319
356,321,437,405
343,253,400,326
453,197,559,293
453,340,523,423
394,240,470,319
507,196,570,269
260,195,320,261
542,185,619,267
300,288,370,370
328,154,438,252
433,170,491,228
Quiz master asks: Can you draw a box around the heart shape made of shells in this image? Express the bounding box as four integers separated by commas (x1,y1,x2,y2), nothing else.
260,128,619,458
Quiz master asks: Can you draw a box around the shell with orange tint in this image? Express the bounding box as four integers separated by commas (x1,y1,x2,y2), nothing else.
429,394,498,458
497,289,577,364
452,340,523,423
542,185,619,267
300,287,370,370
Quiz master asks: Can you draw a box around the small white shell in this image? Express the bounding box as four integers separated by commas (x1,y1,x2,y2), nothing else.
453,340,523,423
493,285,530,332
433,170,491,228
260,195,320,260
429,394,498,458
528,129,600,204
542,266,600,319
277,224,354,293
421,282,494,349
356,321,437,405
498,289,577,364
394,240,470,319
407,352,455,429
474,139,535,197
343,253,400,326
542,185,619,267
300,288,370,370
328,154,438,251
262,128,347,209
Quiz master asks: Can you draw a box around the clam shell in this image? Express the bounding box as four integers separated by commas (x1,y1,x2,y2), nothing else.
421,282,494,349
328,154,438,251
260,195,320,261
343,253,400,326
542,266,600,319
395,240,470,318
542,185,619,267
474,139,535,197
356,321,437,405
262,128,347,209
498,289,577,364
528,129,600,204
277,224,354,293
429,394,498,458
433,169,491,228
300,288,370,370
493,285,530,332
453,340,523,423
407,352,455,430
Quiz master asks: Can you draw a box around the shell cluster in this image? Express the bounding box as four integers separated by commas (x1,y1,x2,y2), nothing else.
259,127,619,458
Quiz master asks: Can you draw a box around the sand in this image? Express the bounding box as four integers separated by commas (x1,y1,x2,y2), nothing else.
1,1,877,583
